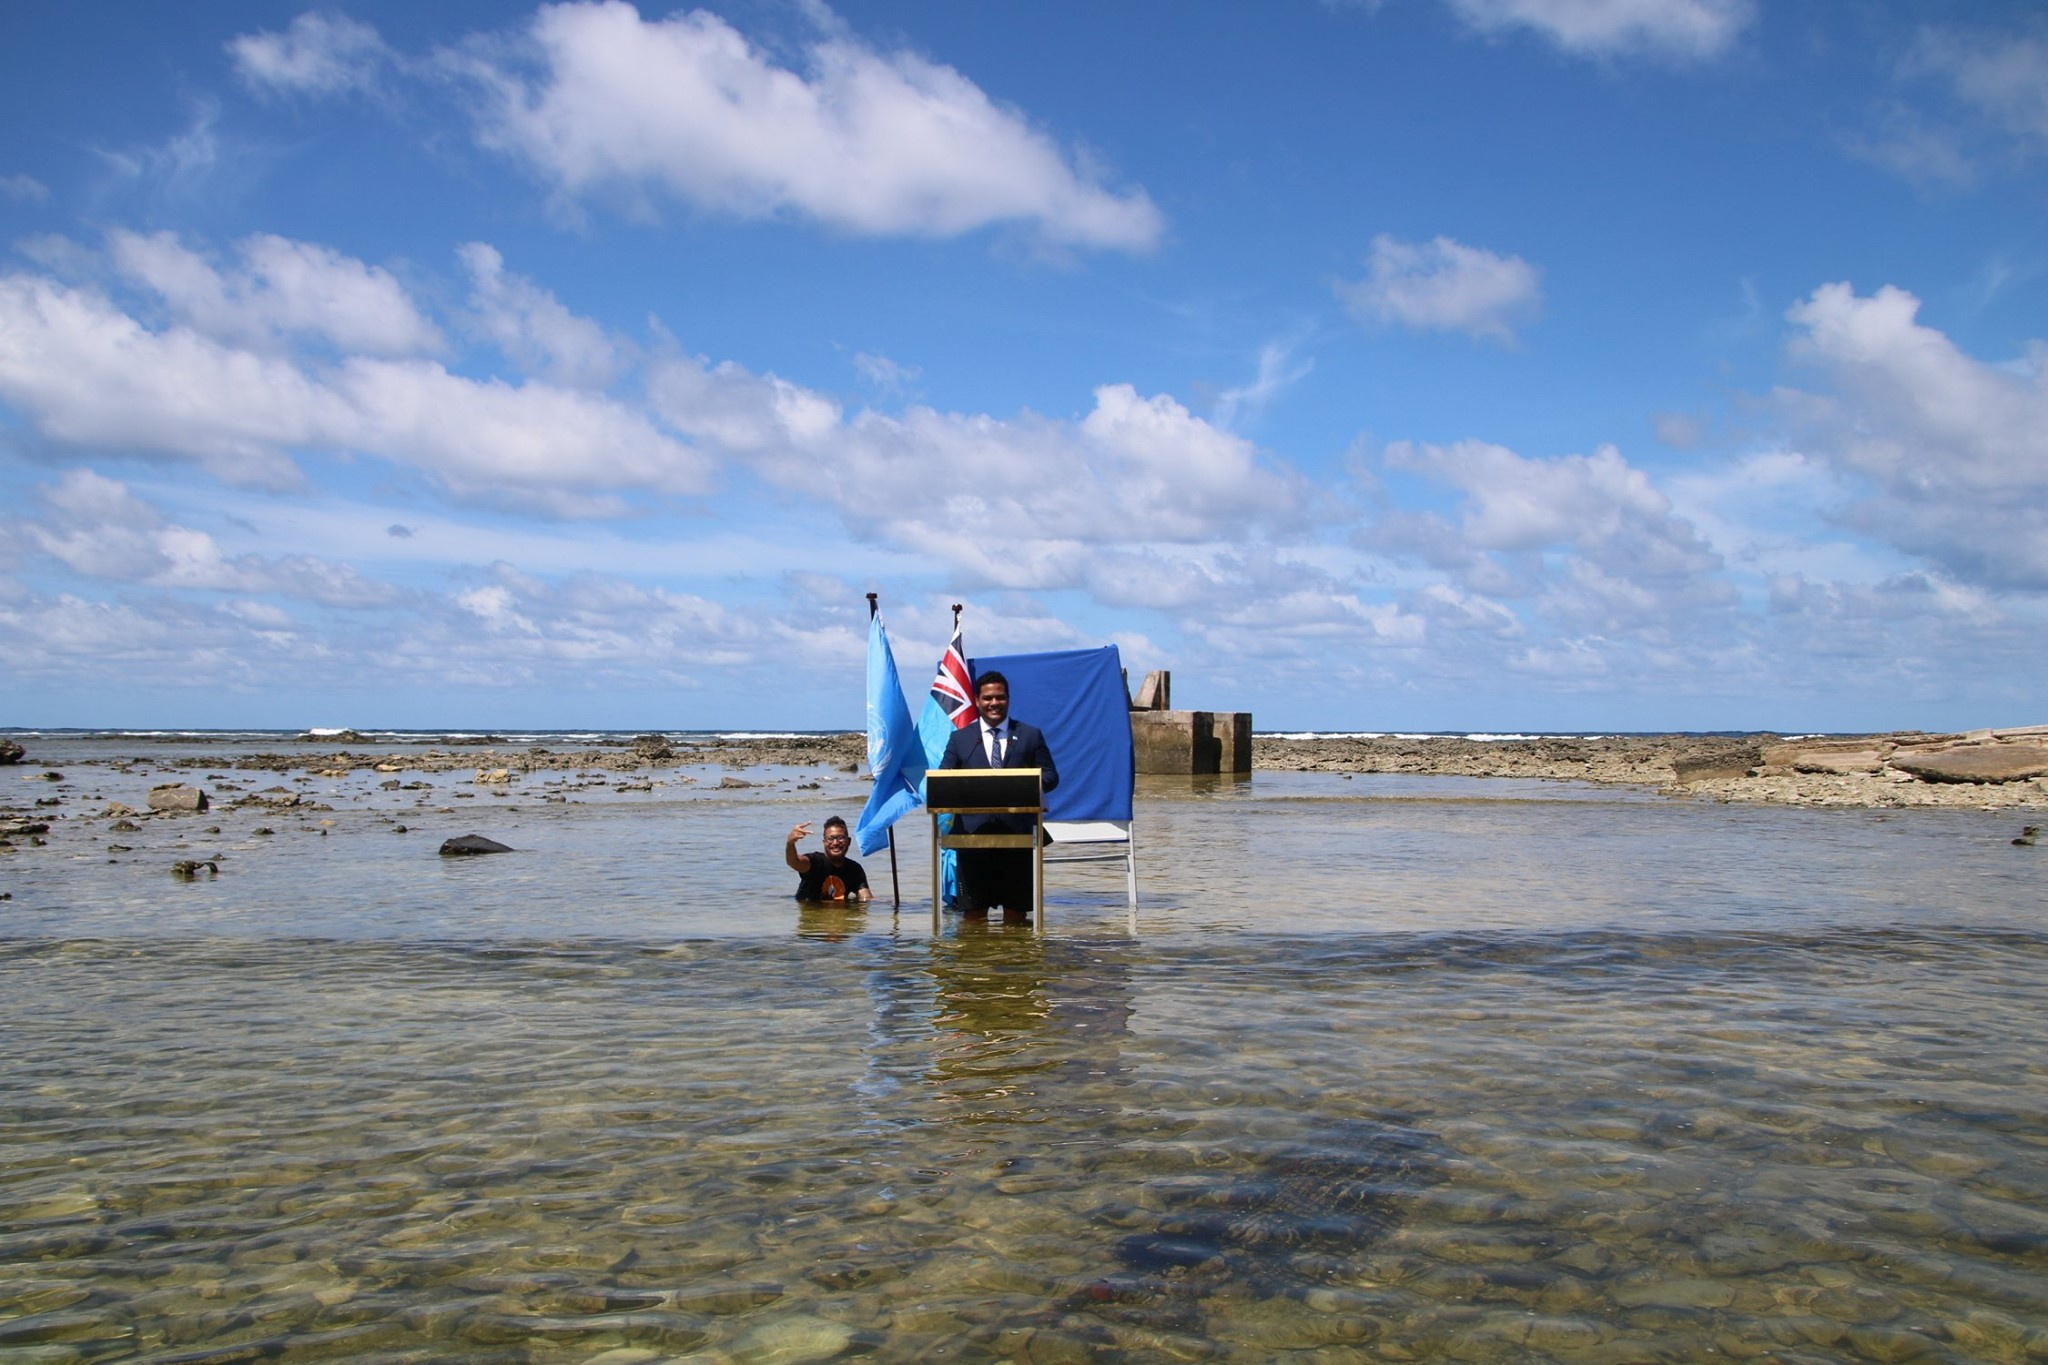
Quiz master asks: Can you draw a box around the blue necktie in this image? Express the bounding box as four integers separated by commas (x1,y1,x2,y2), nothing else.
991,728,1005,765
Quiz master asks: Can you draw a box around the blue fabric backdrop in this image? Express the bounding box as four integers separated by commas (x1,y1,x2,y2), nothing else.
966,645,1134,822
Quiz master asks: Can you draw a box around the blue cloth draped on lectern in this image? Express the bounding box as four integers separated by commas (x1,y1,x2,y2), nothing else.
966,645,1134,823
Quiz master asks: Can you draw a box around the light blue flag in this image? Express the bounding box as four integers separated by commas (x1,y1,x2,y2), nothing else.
916,699,963,910
854,612,925,856
913,618,973,904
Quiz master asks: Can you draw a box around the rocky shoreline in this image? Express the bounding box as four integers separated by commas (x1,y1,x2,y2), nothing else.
1253,727,2048,809
5,726,2045,818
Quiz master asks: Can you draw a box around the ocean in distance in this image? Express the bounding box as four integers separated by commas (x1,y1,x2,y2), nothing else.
2,729,2044,1361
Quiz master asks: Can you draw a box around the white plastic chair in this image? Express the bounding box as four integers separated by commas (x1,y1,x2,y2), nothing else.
1042,819,1138,927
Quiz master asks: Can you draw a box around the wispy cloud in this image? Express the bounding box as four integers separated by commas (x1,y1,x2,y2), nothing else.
5,470,402,606
1849,22,2048,191
851,351,921,397
1214,340,1315,430
0,174,50,205
1442,0,1754,61
1336,235,1543,344
92,103,257,209
228,11,395,99
1907,26,2048,154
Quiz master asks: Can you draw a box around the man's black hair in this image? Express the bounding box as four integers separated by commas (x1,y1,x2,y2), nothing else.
823,816,849,833
973,670,1009,693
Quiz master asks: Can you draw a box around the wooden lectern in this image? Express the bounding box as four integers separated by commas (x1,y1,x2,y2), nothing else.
926,767,1046,933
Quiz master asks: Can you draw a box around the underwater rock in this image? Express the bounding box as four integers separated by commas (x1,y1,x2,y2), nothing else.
1094,1116,1446,1310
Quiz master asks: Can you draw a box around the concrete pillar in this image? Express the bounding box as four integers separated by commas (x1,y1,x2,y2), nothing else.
1132,710,1221,774
1214,712,1254,774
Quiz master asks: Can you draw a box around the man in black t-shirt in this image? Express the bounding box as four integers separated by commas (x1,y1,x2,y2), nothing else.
784,816,872,902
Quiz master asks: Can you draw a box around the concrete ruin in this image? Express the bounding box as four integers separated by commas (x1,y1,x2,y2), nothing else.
1127,670,1252,776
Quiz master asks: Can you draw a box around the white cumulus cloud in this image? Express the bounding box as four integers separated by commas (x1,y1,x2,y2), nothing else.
1372,439,1729,632
1781,281,2048,590
0,264,709,508
459,241,622,388
647,351,1309,589
1336,235,1543,344
110,229,443,356
456,1,1162,250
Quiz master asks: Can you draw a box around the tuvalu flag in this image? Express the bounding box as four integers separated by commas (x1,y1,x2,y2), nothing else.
853,610,924,856
915,614,977,905
916,615,976,773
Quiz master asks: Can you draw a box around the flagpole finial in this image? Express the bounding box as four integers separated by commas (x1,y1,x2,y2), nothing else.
866,592,879,619
951,602,962,624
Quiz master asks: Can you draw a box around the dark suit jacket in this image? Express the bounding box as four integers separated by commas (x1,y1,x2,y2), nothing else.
940,720,1058,833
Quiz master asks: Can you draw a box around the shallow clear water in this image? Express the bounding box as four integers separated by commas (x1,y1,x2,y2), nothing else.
3,740,2045,1362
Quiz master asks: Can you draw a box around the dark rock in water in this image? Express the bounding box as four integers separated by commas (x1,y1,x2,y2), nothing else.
147,783,209,813
298,729,369,744
440,834,513,856
631,733,675,759
1116,1237,1227,1272
1100,1117,1445,1285
0,739,24,765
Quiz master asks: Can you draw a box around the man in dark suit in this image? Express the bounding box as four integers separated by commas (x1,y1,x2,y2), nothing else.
939,670,1059,916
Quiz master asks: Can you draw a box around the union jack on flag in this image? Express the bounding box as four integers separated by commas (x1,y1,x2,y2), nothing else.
915,613,976,907
927,622,975,731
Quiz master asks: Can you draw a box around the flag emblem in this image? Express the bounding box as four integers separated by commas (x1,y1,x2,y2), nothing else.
929,621,975,731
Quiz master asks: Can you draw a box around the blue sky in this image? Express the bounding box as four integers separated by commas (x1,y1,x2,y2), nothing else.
2,0,2044,732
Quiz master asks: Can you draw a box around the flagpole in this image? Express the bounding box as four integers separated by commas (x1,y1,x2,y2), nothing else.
867,593,902,910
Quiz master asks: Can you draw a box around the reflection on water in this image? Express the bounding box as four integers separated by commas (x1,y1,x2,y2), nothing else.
925,924,1134,1135
3,749,2046,1360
